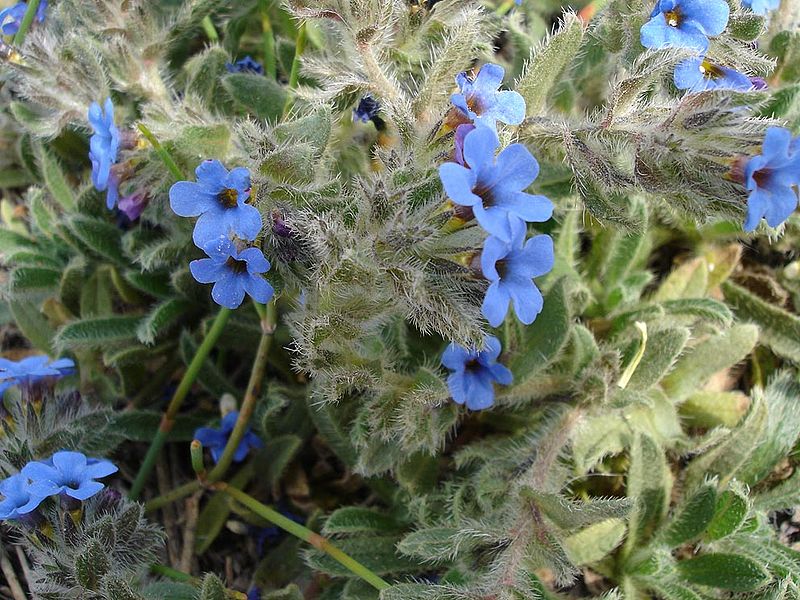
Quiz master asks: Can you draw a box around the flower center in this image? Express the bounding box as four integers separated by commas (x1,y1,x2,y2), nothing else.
753,168,773,189
473,183,496,208
664,9,681,27
218,188,239,208
495,259,509,279
465,358,481,373
225,256,248,274
698,60,725,80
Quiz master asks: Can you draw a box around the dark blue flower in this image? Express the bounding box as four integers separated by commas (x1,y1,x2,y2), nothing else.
247,588,261,600
640,0,729,52
190,236,274,309
481,218,554,327
0,355,75,385
226,56,264,75
439,126,553,242
441,336,512,411
22,451,118,502
194,411,264,464
353,95,381,123
88,98,121,210
0,473,48,520
169,160,262,247
449,63,525,131
674,57,753,93
0,1,47,35
742,0,779,15
743,127,800,231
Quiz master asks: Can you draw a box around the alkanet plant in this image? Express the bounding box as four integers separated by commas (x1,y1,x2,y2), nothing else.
0,0,800,598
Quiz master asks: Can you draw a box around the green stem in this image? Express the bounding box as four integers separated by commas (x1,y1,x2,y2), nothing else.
259,0,277,79
137,123,184,181
201,15,219,42
145,479,202,512
217,484,391,591
130,308,232,500
282,22,307,118
12,0,40,46
207,303,276,482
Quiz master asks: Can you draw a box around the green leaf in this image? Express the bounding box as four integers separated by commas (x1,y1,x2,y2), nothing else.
136,298,193,345
676,553,770,591
628,327,689,390
659,298,732,327
564,518,627,566
625,434,671,550
8,266,61,294
142,582,197,600
179,331,238,397
679,391,750,428
662,482,716,547
722,281,800,364
706,488,749,541
522,489,631,532
728,13,765,42
397,452,438,495
754,470,800,512
55,315,142,351
185,45,229,106
306,534,418,576
252,434,303,488
198,573,226,600
36,143,76,212
106,410,206,442
9,300,56,353
80,268,114,317
324,508,404,536
69,216,128,266
222,73,287,121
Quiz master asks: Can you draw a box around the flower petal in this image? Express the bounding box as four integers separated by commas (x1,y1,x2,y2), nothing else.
169,182,217,217
482,281,511,327
190,258,226,284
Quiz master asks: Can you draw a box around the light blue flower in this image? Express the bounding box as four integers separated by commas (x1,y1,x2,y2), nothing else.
88,98,121,210
0,355,74,384
169,160,263,247
742,0,779,16
743,127,800,231
640,0,729,52
23,451,118,502
481,218,554,327
674,57,753,92
0,473,48,520
439,126,552,242
441,336,512,411
190,236,274,309
194,411,264,464
0,0,47,36
449,63,525,131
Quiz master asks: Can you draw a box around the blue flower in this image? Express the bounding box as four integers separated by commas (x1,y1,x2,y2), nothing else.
353,95,381,123
22,451,118,502
449,63,526,131
441,336,512,411
190,236,274,309
640,0,729,52
0,473,48,520
0,0,47,35
743,127,800,231
194,411,264,464
674,57,753,93
0,355,75,384
247,588,261,600
439,126,553,242
88,98,121,210
226,56,264,75
169,160,263,247
481,218,554,327
742,0,779,15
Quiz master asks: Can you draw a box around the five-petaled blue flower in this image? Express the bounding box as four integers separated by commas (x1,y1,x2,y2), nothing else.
22,451,118,501
190,236,275,309
0,355,75,385
0,0,47,35
674,57,753,93
742,127,800,232
640,0,729,52
88,98,121,210
439,126,553,242
441,336,513,411
449,63,525,131
481,218,554,327
742,0,779,16
194,411,264,464
170,160,262,247
226,56,264,75
0,473,48,521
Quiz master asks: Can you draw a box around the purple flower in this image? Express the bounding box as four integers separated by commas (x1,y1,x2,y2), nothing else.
0,355,74,385
743,127,800,231
169,160,262,247
640,0,729,52
449,63,525,132
190,236,274,309
742,0,779,16
438,126,553,242
22,451,118,502
0,473,48,521
88,98,121,210
481,218,554,327
226,56,264,75
674,57,753,93
441,336,512,411
194,411,264,464
0,0,47,35
749,77,769,91
117,190,149,221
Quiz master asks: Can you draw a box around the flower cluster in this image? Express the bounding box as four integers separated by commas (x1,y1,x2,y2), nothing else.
0,355,74,397
169,160,275,309
0,451,117,521
226,56,264,74
0,0,46,35
441,336,512,411
193,410,264,464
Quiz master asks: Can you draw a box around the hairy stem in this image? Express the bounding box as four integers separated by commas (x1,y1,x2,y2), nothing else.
283,22,307,117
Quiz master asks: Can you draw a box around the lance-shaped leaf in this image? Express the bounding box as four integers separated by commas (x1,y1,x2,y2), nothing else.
676,554,770,592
